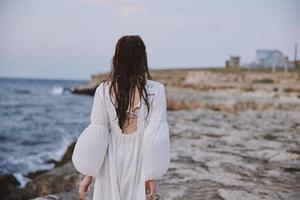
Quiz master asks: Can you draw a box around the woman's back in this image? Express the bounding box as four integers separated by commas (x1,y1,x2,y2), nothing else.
102,79,143,135
102,79,162,135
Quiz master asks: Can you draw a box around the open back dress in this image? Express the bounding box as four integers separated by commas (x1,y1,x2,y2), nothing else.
72,79,171,200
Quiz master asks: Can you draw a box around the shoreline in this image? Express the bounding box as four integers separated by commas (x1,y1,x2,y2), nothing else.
6,67,299,186
27,142,76,179
0,141,76,199
1,68,300,200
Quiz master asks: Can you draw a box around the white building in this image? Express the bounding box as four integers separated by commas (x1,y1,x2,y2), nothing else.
253,49,289,68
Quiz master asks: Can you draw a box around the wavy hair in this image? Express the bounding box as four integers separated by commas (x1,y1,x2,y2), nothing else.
103,35,152,130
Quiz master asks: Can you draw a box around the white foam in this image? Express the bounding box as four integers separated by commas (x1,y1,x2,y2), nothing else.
51,86,64,95
13,172,30,188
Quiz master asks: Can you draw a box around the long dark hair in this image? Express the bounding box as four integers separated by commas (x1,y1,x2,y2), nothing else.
103,35,152,130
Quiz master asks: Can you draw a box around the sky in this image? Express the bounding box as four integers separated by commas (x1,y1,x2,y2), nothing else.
0,0,299,80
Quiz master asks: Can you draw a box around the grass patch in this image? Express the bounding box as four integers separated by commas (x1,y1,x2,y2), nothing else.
241,86,255,92
252,79,274,84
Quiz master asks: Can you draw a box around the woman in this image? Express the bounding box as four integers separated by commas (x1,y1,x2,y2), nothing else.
72,35,171,200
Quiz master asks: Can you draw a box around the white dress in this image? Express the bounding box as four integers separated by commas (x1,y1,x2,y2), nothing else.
72,79,171,200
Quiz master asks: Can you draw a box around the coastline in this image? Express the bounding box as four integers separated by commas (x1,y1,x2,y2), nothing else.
2,68,300,200
0,141,77,200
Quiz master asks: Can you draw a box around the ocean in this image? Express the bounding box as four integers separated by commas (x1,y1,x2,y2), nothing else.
0,77,93,186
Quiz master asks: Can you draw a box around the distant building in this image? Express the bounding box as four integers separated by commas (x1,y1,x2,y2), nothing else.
253,49,289,68
225,56,240,68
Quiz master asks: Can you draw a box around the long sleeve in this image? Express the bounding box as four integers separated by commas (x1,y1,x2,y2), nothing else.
72,83,109,178
142,84,171,181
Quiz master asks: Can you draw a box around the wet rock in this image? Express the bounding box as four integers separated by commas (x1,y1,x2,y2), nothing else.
0,142,82,200
25,163,82,197
0,175,20,199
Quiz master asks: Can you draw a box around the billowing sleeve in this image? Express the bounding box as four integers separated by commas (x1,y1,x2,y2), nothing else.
72,83,109,178
142,84,171,181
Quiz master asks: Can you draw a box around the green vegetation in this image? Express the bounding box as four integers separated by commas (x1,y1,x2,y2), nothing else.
252,79,274,84
241,86,255,92
207,67,246,73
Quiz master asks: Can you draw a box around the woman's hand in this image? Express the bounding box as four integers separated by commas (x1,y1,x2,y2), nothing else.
79,176,93,200
145,180,155,200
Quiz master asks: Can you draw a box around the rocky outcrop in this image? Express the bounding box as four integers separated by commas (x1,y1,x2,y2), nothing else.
72,73,109,95
26,163,83,198
71,68,192,95
156,108,300,200
0,175,21,199
6,69,300,200
165,86,300,112
0,142,79,200
72,69,300,95
32,107,300,200
72,69,300,113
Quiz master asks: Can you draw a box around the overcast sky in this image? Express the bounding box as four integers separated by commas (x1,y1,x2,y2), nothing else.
0,0,299,80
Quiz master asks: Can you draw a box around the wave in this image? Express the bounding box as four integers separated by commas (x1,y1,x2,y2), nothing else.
13,173,30,188
51,86,73,95
2,136,75,187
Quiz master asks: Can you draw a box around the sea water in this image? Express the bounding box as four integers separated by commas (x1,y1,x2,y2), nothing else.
0,77,92,186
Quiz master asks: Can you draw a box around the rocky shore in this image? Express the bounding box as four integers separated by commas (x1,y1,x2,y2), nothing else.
2,68,300,200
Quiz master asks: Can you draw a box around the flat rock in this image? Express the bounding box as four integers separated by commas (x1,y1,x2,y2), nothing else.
33,108,300,200
154,108,300,200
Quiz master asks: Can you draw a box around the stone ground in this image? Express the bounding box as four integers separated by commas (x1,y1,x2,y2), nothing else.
154,108,300,200
32,107,300,200
166,86,300,111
